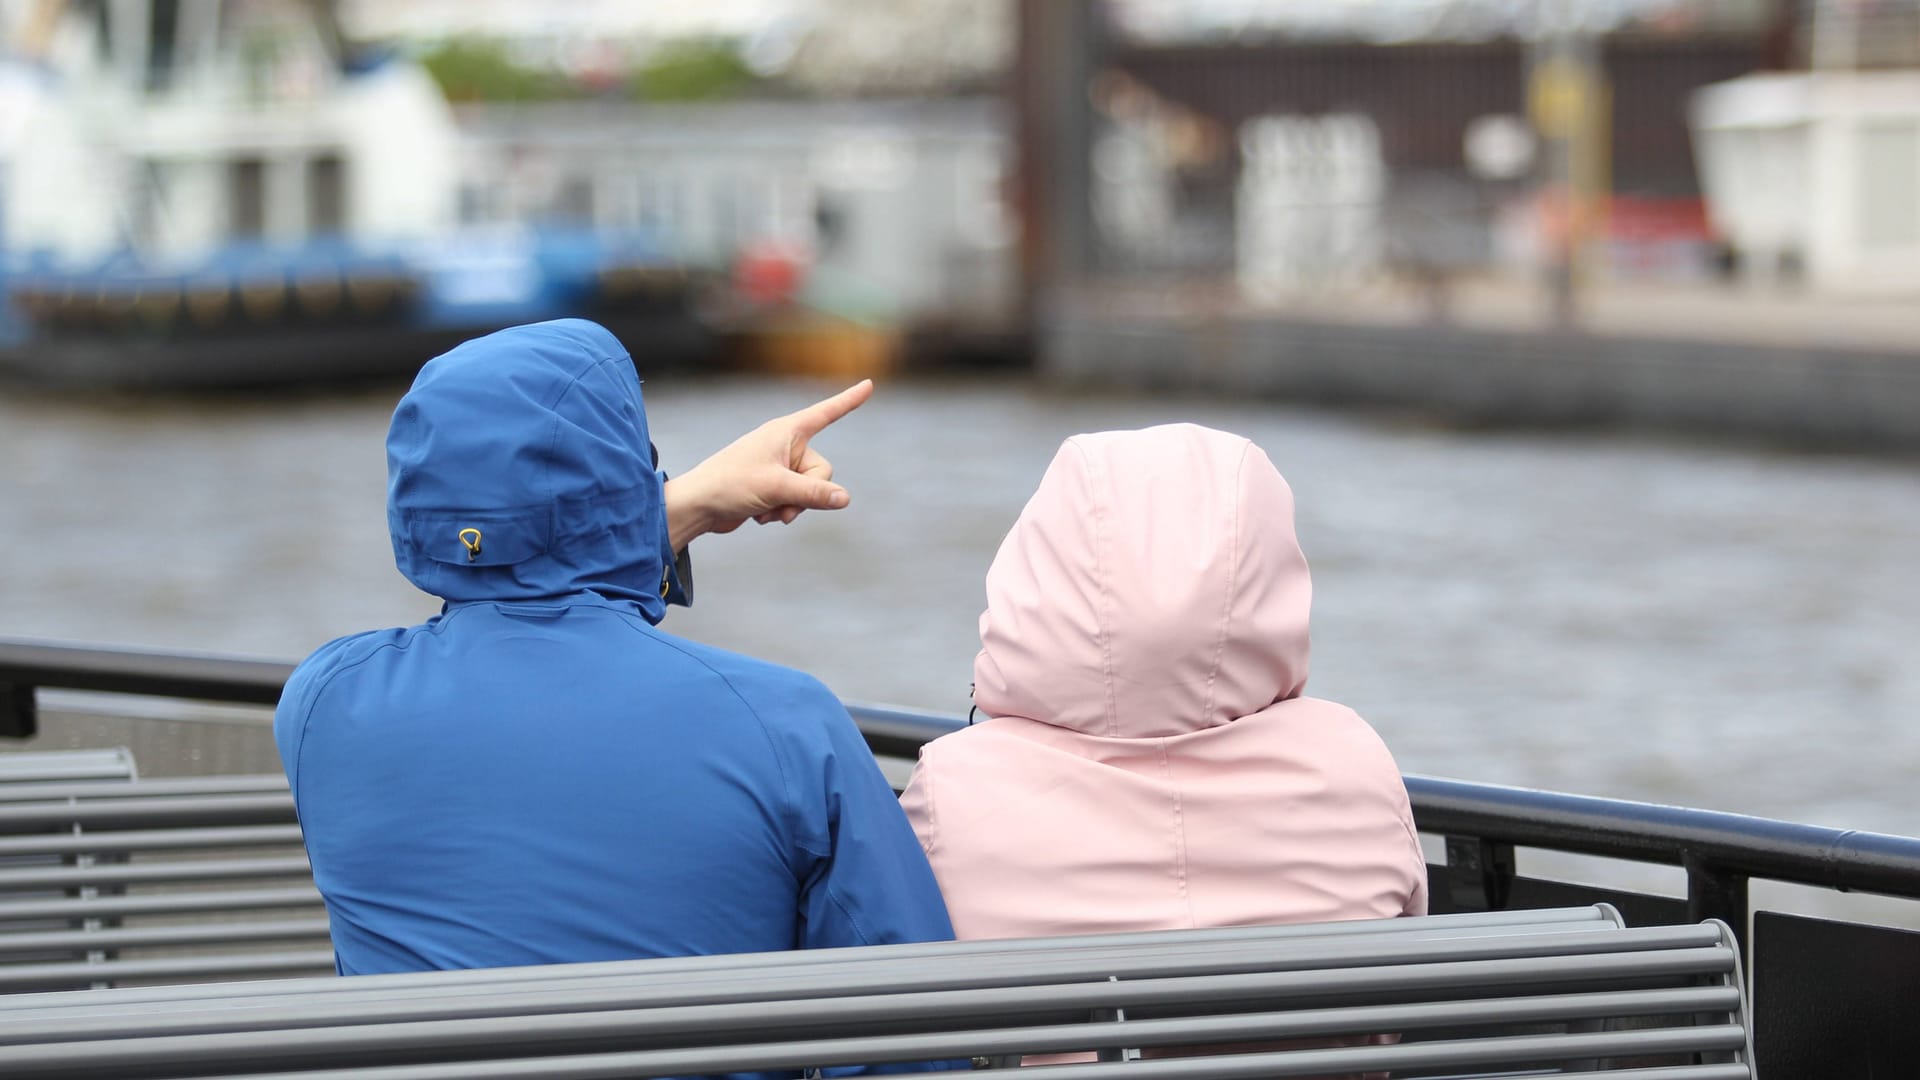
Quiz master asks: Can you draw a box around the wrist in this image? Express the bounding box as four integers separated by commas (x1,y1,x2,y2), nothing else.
662,472,719,552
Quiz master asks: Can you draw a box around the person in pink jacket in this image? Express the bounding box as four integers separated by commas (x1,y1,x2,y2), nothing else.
900,423,1427,943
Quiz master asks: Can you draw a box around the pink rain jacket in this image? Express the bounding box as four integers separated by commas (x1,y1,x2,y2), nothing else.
901,424,1427,942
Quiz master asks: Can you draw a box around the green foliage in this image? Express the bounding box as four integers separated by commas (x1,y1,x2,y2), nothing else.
419,39,575,104
630,41,757,102
416,38,758,104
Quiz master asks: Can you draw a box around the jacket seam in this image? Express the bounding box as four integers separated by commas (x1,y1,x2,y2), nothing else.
286,611,469,824
1200,441,1250,722
537,352,630,506
1160,739,1195,927
1067,438,1118,738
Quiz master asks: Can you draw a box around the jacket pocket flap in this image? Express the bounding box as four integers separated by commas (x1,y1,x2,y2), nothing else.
399,507,551,568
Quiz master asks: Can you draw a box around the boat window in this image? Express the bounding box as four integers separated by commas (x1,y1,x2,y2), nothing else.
92,0,111,62
127,160,168,250
309,154,347,235
555,176,595,225
457,183,485,225
230,158,266,239
148,0,181,92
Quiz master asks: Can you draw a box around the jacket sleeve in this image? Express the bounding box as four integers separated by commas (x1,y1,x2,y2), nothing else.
273,634,361,801
795,697,956,952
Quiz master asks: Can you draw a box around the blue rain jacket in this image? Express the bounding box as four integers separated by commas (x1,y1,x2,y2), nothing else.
275,320,956,994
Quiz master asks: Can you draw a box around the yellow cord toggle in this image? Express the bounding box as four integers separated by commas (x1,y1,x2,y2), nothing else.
458,528,483,562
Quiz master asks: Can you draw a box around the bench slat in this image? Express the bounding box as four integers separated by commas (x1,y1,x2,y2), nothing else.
0,886,323,924
0,918,332,957
0,775,285,804
0,951,336,994
0,856,312,892
234,1066,1753,1080
0,794,296,832
0,752,138,787
0,825,306,858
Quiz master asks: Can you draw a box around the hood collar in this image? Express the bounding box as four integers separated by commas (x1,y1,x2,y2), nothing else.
385,319,671,618
973,424,1313,738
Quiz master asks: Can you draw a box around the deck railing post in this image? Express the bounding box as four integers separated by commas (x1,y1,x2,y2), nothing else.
0,682,35,739
1684,853,1750,964
1446,835,1516,911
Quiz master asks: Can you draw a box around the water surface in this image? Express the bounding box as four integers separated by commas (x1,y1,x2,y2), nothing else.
4,375,1916,840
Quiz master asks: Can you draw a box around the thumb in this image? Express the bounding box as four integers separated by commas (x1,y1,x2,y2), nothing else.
772,473,851,511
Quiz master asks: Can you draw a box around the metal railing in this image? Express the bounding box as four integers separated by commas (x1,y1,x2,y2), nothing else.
6,638,1920,962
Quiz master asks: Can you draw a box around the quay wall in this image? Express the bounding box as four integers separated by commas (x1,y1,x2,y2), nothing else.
1043,307,1920,453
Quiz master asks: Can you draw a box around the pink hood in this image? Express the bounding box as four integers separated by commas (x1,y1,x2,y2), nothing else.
974,424,1312,737
903,424,1426,942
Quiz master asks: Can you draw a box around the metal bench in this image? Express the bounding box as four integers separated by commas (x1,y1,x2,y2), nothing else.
0,905,1751,1079
0,773,325,991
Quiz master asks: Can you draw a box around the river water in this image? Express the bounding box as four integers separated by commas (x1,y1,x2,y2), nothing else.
4,374,1918,843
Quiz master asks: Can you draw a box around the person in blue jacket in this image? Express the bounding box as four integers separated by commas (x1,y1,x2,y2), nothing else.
274,318,955,983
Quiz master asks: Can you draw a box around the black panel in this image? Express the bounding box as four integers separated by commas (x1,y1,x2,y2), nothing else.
0,683,34,739
1423,863,1688,929
1754,910,1920,1080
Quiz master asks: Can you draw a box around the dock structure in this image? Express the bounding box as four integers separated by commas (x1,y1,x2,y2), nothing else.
1041,279,1920,452
1010,1,1920,452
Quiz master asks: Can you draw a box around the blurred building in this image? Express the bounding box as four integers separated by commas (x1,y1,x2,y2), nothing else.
1015,1,1920,450
1691,0,1920,293
1016,0,1920,301
0,0,456,266
330,0,1021,333
449,99,1013,331
1060,25,1765,291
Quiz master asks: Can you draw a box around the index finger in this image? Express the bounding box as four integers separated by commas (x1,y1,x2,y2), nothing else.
786,380,874,440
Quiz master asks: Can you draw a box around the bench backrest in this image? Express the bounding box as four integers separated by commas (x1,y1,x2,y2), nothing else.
0,910,1753,1079
0,773,325,991
0,751,145,973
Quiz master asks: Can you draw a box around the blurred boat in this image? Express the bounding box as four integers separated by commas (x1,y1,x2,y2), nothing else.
0,0,708,389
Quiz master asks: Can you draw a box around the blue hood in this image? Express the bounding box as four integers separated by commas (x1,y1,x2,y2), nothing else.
386,319,670,617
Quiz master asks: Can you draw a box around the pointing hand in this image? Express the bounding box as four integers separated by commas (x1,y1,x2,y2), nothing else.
663,380,874,551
